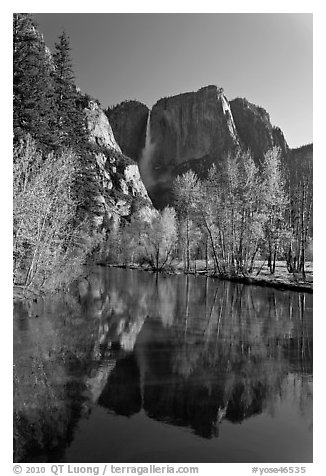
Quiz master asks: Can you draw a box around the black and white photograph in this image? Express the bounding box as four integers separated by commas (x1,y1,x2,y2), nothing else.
11,6,314,469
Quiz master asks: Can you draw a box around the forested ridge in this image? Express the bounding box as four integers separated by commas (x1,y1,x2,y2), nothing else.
13,14,312,294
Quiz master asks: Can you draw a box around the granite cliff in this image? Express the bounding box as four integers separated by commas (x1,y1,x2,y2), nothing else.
286,142,313,216
287,143,313,175
83,100,154,228
109,85,294,208
106,100,149,162
230,97,289,160
85,100,122,152
147,86,240,198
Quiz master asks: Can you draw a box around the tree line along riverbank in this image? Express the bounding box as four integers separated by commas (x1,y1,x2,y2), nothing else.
98,259,313,294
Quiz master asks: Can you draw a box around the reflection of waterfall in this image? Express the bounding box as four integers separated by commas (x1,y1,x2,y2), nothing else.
139,110,156,189
14,267,313,462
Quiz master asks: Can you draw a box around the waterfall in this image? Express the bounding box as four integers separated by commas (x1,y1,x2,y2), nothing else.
139,110,156,189
144,110,152,151
220,94,239,144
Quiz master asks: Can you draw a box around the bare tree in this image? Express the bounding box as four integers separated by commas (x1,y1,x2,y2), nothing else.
173,170,202,271
140,206,178,271
261,148,289,274
13,135,102,290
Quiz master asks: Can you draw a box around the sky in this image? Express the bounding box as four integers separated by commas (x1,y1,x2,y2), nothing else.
33,13,312,148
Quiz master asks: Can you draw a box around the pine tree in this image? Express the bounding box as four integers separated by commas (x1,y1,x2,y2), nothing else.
51,31,99,223
52,31,88,149
13,13,57,149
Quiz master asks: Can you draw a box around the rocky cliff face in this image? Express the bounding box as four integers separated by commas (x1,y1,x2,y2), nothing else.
286,143,313,188
230,97,289,159
107,85,310,209
287,143,313,169
138,85,242,207
149,86,239,181
110,86,291,208
83,101,154,228
85,100,122,151
107,101,149,162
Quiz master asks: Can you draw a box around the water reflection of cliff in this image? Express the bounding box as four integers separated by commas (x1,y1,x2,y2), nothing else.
13,267,312,462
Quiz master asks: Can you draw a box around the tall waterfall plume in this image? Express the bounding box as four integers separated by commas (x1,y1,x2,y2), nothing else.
220,93,239,144
139,110,156,189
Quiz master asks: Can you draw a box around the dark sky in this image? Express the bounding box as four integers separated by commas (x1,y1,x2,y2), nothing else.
34,13,312,148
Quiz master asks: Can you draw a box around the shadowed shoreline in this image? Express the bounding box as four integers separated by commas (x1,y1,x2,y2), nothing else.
98,260,313,294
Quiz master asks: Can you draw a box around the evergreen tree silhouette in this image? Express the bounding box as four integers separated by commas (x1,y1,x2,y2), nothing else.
52,31,88,150
13,13,57,150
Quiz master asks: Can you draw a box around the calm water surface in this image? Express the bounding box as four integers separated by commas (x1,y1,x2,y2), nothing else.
13,267,313,463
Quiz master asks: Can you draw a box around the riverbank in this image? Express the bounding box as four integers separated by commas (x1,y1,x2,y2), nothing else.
14,260,313,301
13,285,46,302
99,259,313,293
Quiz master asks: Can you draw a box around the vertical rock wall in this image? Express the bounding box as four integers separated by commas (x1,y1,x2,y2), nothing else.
107,101,149,162
105,85,303,209
230,97,289,160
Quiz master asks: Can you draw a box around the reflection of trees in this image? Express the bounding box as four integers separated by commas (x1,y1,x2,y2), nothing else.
14,292,103,462
14,267,313,461
13,267,156,462
96,270,312,439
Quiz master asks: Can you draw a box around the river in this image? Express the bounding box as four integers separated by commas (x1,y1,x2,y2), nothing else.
13,267,313,463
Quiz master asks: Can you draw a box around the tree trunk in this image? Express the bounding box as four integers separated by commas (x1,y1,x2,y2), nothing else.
186,216,190,272
205,238,208,272
272,245,277,274
286,243,294,273
268,240,272,273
